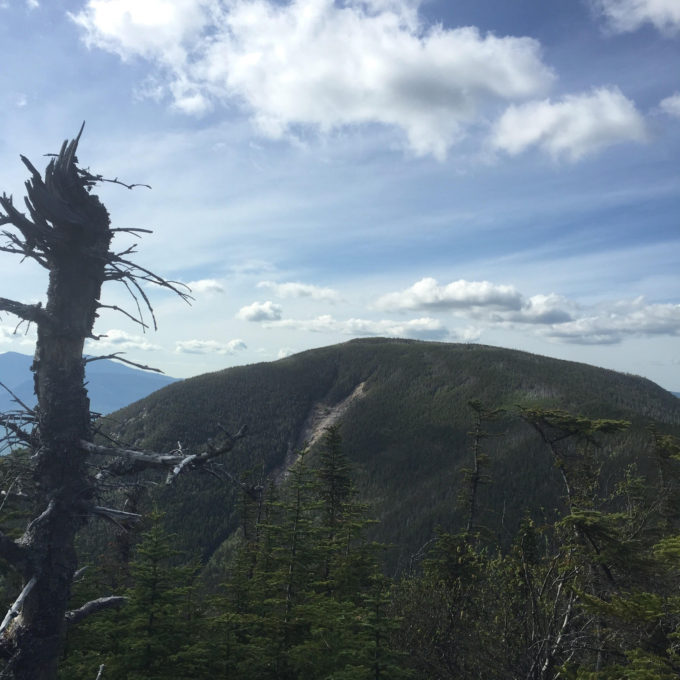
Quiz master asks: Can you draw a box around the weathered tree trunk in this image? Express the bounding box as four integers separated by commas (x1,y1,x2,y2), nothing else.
0,128,243,679
2,133,111,679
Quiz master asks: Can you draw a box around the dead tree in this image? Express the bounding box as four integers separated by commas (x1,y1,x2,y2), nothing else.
0,127,245,679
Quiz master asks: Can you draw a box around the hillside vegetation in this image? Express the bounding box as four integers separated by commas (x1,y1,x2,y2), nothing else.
104,338,680,573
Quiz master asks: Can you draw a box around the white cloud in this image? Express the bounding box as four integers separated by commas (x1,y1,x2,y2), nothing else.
236,300,283,322
376,277,523,311
595,0,680,34
660,93,680,118
90,329,161,352
257,280,339,302
70,0,212,61
175,338,247,354
267,313,449,340
486,294,575,325
545,299,680,345
72,0,554,159
492,87,647,160
186,278,225,294
277,347,295,359
371,279,680,346
25,0,39,9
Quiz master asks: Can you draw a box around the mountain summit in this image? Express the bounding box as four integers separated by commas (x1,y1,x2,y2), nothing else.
105,338,680,573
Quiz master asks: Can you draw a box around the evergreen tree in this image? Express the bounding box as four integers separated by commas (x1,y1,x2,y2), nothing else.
83,512,201,680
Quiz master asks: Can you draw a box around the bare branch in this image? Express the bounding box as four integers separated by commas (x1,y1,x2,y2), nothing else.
0,382,36,416
110,227,153,235
0,576,37,636
0,238,49,268
91,506,142,522
0,298,49,325
95,303,149,329
201,462,264,502
81,425,247,480
0,417,35,452
72,566,88,582
0,192,52,250
65,596,127,628
83,352,162,374
107,255,193,303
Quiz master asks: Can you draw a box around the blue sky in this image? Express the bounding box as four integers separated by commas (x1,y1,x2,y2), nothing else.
0,0,679,390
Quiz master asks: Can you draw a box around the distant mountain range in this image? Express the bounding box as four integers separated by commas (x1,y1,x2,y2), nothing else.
0,351,179,415
102,338,680,575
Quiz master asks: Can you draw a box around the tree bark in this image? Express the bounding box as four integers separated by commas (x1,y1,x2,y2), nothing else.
0,127,244,679
1,133,112,680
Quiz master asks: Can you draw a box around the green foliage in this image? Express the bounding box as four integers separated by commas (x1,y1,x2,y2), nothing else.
100,339,680,573
390,413,680,680
62,339,680,678
61,513,202,680
62,429,407,679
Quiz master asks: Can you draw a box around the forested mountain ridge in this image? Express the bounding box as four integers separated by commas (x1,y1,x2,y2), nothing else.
103,338,680,573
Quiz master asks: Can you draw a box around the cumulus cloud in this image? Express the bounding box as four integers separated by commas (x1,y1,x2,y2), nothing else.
267,314,449,340
72,0,554,158
71,0,211,61
236,300,283,322
373,278,679,348
486,294,576,325
595,0,680,34
660,93,680,118
186,278,225,295
545,299,680,345
277,347,295,359
491,87,647,160
91,329,161,352
175,338,247,354
376,277,523,312
257,281,339,302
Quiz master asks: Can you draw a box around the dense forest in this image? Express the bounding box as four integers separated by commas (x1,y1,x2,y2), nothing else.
104,339,680,574
2,339,680,677
43,415,680,678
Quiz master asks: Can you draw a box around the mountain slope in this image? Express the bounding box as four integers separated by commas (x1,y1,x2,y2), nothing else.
0,351,178,415
106,338,680,573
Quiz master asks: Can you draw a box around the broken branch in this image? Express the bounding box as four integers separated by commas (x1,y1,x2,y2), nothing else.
83,353,162,374
81,425,247,481
0,298,49,326
0,576,37,636
65,596,127,628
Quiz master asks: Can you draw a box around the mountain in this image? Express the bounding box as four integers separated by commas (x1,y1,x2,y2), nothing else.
104,338,680,574
0,351,179,415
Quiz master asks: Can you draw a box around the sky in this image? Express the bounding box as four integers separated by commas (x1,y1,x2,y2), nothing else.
0,0,678,391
